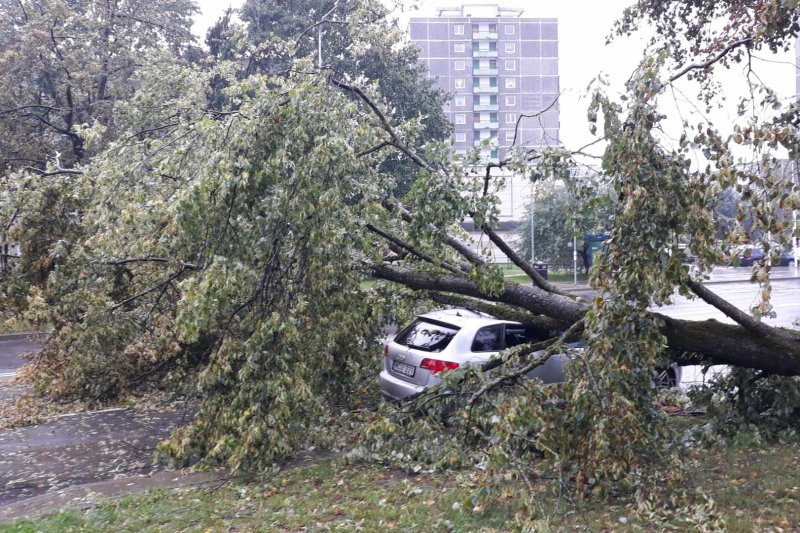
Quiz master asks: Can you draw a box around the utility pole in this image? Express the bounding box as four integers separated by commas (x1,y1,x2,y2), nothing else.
530,184,535,263
318,24,323,68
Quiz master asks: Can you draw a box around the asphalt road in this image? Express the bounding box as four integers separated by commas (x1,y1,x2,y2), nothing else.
0,337,39,380
0,408,191,506
0,336,192,509
654,268,800,387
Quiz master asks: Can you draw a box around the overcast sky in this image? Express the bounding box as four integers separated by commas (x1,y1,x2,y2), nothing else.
192,1,797,160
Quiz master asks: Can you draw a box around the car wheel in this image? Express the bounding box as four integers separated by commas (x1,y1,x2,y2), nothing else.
653,368,677,389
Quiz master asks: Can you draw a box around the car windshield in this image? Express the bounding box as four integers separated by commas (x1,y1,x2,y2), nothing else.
394,319,459,353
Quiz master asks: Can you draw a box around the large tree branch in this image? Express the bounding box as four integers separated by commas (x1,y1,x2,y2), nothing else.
422,291,569,332
373,264,800,376
685,278,794,341
481,223,575,298
373,263,586,324
365,223,463,275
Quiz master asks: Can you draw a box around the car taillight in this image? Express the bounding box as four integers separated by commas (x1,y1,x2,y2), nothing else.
420,358,459,373
383,344,389,357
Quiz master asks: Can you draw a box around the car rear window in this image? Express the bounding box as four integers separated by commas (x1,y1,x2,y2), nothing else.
394,319,459,353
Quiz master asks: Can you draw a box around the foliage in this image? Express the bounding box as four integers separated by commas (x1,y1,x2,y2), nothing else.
0,0,199,311
227,0,452,194
2,0,800,506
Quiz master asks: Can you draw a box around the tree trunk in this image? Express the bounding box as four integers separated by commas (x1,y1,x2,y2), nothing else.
373,264,800,376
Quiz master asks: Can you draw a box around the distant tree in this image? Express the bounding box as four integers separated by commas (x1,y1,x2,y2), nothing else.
514,175,614,270
221,0,452,193
0,0,198,296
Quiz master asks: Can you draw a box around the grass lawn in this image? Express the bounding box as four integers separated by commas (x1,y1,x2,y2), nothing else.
4,423,799,532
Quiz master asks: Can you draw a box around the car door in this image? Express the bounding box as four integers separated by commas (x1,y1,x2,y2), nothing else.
503,324,568,385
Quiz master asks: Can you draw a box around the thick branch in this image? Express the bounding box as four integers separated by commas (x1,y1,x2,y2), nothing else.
365,223,462,275
373,263,586,324
423,291,569,332
374,264,800,376
685,278,792,340
481,223,574,298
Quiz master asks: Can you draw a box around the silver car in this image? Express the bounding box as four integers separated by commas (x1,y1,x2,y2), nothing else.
379,308,682,401
379,309,569,401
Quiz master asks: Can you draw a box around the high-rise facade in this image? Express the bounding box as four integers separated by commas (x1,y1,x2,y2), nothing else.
410,5,559,165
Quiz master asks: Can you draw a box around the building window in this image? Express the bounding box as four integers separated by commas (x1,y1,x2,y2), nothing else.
454,42,465,53
455,131,466,142
505,95,516,106
489,42,497,52
505,77,516,89
488,23,497,33
504,24,515,35
472,41,480,52
455,114,466,124
490,95,498,105
454,78,465,89
490,77,498,88
455,95,466,107
505,113,517,125
454,60,465,71
454,24,464,35
504,42,516,53
505,60,516,71
490,112,498,123
473,77,480,88
455,148,466,158
506,131,516,142
489,59,498,69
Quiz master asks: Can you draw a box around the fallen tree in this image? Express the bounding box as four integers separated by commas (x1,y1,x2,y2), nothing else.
2,0,799,497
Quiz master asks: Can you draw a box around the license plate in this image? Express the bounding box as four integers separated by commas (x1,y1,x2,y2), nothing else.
392,360,416,378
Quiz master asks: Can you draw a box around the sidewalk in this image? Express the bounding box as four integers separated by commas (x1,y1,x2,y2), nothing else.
0,469,229,522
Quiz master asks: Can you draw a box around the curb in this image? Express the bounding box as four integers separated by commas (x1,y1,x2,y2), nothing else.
0,331,48,342
0,469,232,523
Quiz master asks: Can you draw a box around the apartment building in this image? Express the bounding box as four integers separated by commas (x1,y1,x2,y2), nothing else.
409,4,559,259
410,4,559,165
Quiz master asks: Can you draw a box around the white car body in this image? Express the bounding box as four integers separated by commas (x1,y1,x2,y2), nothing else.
379,309,568,401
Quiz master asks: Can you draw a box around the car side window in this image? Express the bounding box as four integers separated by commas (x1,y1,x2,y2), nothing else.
506,325,550,348
472,324,504,352
505,327,528,348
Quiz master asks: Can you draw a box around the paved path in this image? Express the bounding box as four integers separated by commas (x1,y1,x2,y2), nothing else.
0,406,195,507
0,335,39,381
0,336,197,515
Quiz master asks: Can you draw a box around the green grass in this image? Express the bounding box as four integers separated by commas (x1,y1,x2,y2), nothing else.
5,429,800,532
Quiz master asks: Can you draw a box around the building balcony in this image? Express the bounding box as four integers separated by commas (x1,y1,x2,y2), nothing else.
474,121,499,129
473,104,499,112
472,67,498,76
472,49,498,58
472,31,498,40
474,140,497,148
473,86,498,94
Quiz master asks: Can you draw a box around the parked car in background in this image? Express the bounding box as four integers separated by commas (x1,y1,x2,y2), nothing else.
379,309,681,401
733,244,794,267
